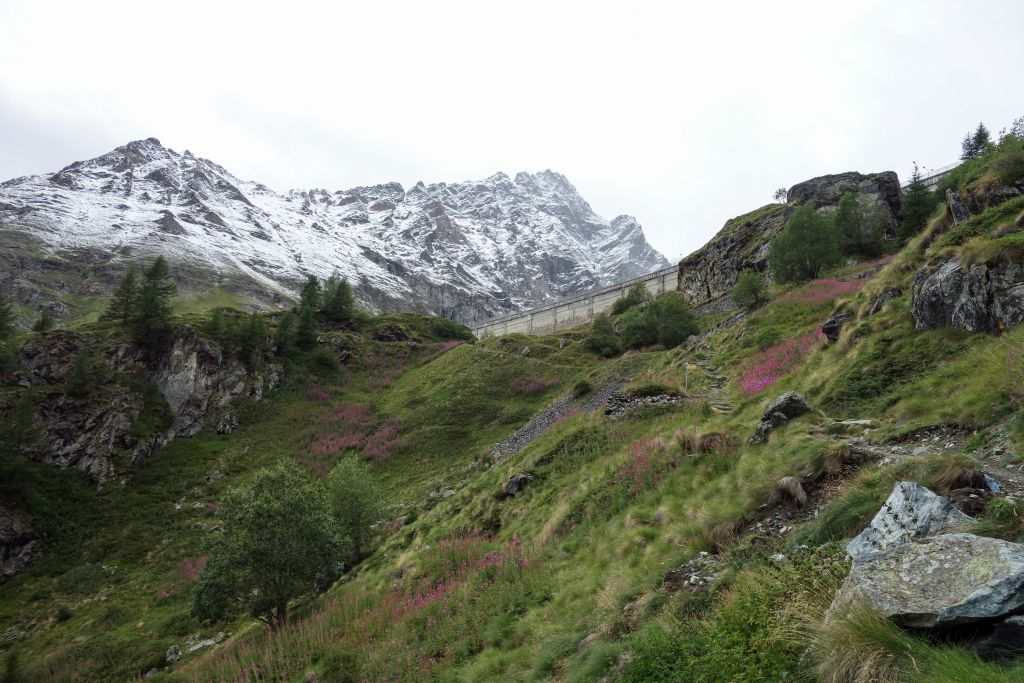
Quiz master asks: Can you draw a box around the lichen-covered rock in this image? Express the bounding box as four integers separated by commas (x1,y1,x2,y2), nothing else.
912,258,1024,333
846,482,971,562
832,533,1024,628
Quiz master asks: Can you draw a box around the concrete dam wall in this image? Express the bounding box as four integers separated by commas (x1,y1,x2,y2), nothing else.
471,265,679,338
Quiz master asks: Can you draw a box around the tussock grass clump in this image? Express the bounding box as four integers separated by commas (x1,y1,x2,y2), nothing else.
803,600,1023,683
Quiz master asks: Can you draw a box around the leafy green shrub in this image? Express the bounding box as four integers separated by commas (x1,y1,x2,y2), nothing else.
620,293,698,350
304,346,340,376
58,562,114,596
584,313,622,358
571,380,593,398
626,382,678,398
54,606,73,623
611,282,652,315
769,203,842,283
429,316,475,342
731,269,766,309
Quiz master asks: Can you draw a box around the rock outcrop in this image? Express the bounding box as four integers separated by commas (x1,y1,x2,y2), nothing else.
678,171,900,308
833,533,1024,628
750,392,812,444
846,481,970,562
912,258,1024,333
504,473,534,498
0,505,37,583
787,171,902,234
821,311,851,343
14,326,280,485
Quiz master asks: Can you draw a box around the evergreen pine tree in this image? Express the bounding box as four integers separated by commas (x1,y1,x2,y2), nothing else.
295,305,317,350
31,309,53,333
105,266,138,324
899,163,935,242
274,311,295,356
299,275,322,312
131,257,177,351
960,132,977,161
971,122,993,157
322,277,354,323
238,313,266,368
768,203,841,283
207,307,227,343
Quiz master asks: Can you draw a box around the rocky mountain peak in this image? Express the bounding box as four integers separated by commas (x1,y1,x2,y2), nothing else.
0,142,667,325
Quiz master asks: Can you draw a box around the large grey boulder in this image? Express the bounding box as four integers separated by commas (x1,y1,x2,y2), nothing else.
847,481,970,562
762,391,812,421
749,392,813,444
832,533,1024,628
821,311,851,343
912,258,1024,333
946,188,972,225
788,171,902,234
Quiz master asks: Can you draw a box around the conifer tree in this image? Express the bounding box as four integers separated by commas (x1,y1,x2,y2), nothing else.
274,311,295,356
207,307,227,343
899,163,937,242
971,122,993,157
131,257,177,351
322,277,355,323
238,313,266,368
960,132,977,161
105,266,138,324
295,305,317,350
31,309,53,333
299,275,322,312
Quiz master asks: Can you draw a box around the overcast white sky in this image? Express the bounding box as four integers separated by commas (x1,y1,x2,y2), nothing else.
1,0,1022,261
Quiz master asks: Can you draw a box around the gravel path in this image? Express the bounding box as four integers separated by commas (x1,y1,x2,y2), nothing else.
490,382,623,459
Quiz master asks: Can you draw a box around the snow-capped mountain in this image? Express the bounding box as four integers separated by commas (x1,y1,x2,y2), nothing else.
0,138,668,323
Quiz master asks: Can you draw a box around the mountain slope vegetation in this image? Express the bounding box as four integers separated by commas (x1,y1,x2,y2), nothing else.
3,128,1024,682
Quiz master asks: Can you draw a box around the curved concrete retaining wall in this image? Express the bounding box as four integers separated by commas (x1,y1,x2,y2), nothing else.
472,265,679,338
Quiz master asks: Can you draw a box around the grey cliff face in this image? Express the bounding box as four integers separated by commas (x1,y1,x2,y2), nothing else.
912,258,1024,333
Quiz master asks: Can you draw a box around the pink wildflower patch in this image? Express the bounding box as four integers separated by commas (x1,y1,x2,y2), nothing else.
779,279,863,305
363,420,405,462
511,376,560,395
417,340,464,364
738,329,824,394
303,383,335,402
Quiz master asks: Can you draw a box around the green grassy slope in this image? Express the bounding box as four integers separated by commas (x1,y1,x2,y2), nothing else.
4,146,1024,681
